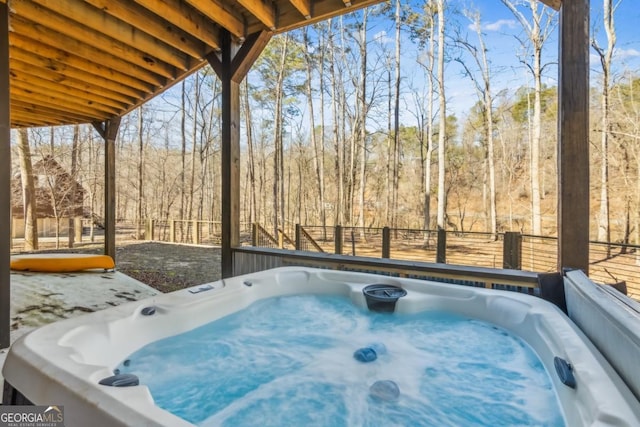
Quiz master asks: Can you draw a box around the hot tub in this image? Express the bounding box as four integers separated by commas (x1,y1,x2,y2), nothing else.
3,267,640,426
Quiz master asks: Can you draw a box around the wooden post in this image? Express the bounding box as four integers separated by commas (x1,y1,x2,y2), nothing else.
295,224,302,250
193,220,200,244
335,225,343,255
146,219,154,241
252,223,258,246
436,227,446,264
170,220,176,243
503,232,522,270
558,0,590,273
208,30,272,278
0,2,10,349
74,217,82,243
382,227,391,258
93,118,121,261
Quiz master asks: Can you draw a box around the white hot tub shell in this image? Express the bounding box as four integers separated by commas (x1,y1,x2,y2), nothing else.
3,267,640,426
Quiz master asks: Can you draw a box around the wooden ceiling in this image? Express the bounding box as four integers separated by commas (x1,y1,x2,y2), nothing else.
4,0,561,128
4,0,384,128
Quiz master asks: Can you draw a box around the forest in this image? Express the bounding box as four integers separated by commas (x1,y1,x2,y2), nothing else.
11,0,640,248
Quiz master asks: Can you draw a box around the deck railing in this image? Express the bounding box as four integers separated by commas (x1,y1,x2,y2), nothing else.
231,246,540,294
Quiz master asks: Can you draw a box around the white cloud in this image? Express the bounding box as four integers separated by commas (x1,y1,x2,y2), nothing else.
482,19,517,32
467,22,481,32
614,48,640,60
374,30,392,44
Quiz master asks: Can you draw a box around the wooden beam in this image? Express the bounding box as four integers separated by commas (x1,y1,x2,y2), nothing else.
11,97,96,123
0,1,10,349
238,0,277,31
10,59,136,105
251,0,380,34
209,30,241,278
12,99,105,123
11,70,128,110
11,1,176,79
93,118,122,260
31,0,190,71
558,0,589,273
12,84,121,116
133,0,221,49
9,111,62,127
230,30,273,82
185,0,246,39
10,49,149,100
10,23,164,89
289,0,312,19
83,0,206,59
540,0,562,10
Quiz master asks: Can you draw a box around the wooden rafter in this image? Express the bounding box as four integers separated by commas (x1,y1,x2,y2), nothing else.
30,0,190,71
10,51,147,100
249,0,385,34
10,33,157,92
10,61,136,104
289,0,312,19
185,0,246,39
540,0,562,10
12,99,102,123
12,85,120,117
11,1,176,79
10,71,129,110
239,0,277,31
84,0,207,59
133,0,222,49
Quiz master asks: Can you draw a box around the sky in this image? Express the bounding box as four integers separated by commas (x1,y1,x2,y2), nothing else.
140,0,640,145
384,0,640,122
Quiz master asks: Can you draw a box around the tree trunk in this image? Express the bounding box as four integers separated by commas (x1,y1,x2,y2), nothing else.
272,35,289,238
242,79,257,225
392,0,402,229
17,128,38,250
136,106,144,239
436,0,447,229
357,10,369,234
304,27,327,233
501,0,555,235
328,22,344,226
68,125,80,248
593,0,616,253
180,80,187,240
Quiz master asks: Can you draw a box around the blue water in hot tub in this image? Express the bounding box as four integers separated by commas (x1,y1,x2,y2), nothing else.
116,295,565,426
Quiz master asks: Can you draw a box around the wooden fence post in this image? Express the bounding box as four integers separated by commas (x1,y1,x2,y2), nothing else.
170,220,176,243
146,219,154,241
74,217,82,243
335,225,343,255
252,223,258,246
193,220,200,244
382,226,390,258
503,232,522,269
436,227,446,263
295,224,302,250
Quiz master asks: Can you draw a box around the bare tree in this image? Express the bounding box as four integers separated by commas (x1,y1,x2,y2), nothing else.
592,0,622,248
136,106,145,239
356,10,370,233
242,79,258,225
501,0,556,235
17,128,38,250
68,125,80,248
456,10,498,237
303,27,327,233
436,0,447,229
